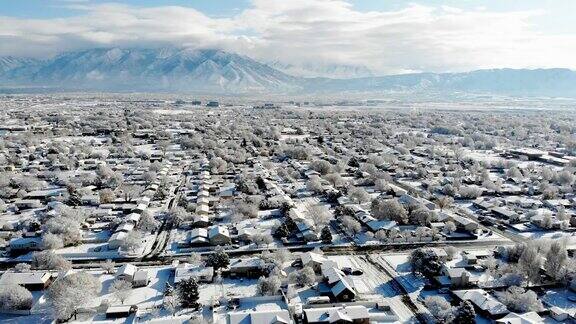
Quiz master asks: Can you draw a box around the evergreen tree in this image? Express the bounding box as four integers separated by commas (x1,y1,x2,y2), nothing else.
321,226,333,244
453,300,475,324
164,283,174,296
66,185,82,207
177,278,200,309
274,224,290,238
205,249,230,270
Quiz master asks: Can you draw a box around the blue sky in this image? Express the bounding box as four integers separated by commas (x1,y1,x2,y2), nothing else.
1,0,575,74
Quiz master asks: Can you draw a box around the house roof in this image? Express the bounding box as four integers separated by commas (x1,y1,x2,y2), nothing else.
174,264,214,284
230,257,266,270
228,309,291,324
0,271,51,286
190,228,208,239
301,252,327,265
209,226,229,238
496,312,543,324
304,305,369,323
453,289,509,315
133,270,148,282
116,264,137,278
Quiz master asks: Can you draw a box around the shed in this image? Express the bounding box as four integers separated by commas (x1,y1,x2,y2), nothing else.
106,305,137,319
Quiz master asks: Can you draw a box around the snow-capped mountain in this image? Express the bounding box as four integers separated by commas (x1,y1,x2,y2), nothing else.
303,68,576,97
1,48,576,97
267,61,374,79
0,56,40,74
1,48,299,92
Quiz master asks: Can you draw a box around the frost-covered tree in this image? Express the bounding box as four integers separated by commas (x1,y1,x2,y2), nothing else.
496,286,544,313
42,216,82,246
306,176,324,194
257,275,281,296
436,196,453,211
31,251,71,271
518,244,542,284
371,198,408,224
120,230,143,253
120,184,143,202
138,210,159,233
46,272,102,321
289,266,316,287
310,160,332,175
186,253,203,266
0,284,33,311
545,240,568,281
99,188,115,204
41,233,64,250
323,173,345,188
168,206,189,226
14,263,31,273
348,187,370,204
340,216,362,235
424,296,455,323
445,221,457,234
308,204,332,228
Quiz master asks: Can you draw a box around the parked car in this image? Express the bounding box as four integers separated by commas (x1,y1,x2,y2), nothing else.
342,267,363,276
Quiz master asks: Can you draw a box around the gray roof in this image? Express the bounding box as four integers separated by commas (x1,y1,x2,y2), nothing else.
304,305,369,323
228,309,290,324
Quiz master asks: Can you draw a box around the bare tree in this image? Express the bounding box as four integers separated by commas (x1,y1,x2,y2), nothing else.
120,184,143,202
109,279,132,304
101,259,115,274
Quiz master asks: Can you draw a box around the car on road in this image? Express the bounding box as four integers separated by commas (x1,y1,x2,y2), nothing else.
342,267,363,276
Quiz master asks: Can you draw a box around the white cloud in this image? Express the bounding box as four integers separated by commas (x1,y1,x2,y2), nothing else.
0,0,575,75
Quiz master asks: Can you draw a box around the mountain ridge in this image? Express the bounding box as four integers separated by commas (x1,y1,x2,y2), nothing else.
1,48,576,97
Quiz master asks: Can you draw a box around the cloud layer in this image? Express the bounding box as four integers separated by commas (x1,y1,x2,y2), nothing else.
1,0,575,75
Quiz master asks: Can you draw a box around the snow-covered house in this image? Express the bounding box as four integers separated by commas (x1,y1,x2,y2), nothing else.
452,289,509,318
174,264,214,283
108,231,128,250
320,264,356,302
188,228,209,246
304,305,369,324
0,271,54,290
300,252,329,273
495,312,543,324
227,258,268,278
116,264,138,282
208,226,231,245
